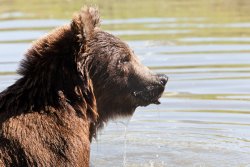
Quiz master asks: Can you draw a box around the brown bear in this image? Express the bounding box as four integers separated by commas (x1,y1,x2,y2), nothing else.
0,6,168,167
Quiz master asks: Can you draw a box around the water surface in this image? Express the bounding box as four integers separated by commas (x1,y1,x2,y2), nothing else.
0,0,250,166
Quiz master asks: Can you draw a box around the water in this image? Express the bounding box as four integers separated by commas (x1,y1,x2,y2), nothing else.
1,1,250,166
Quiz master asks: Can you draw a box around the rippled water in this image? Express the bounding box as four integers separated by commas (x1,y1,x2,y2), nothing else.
1,1,250,166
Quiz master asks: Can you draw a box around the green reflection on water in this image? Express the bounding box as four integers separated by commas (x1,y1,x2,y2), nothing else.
0,72,16,75
1,0,250,20
1,0,250,42
149,64,250,70
164,92,250,101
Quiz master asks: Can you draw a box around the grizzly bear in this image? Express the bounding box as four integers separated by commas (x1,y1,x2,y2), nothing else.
0,6,168,167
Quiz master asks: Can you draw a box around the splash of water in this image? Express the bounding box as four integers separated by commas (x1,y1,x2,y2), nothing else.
116,117,132,167
123,123,128,167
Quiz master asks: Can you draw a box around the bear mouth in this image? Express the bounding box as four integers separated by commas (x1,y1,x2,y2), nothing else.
132,85,165,106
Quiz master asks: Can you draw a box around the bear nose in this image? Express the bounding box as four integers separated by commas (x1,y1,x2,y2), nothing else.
157,74,168,86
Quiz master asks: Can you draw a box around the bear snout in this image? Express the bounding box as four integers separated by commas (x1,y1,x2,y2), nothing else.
132,74,167,106
157,74,168,87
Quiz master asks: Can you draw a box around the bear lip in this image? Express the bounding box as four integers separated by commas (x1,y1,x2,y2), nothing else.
153,100,161,104
132,85,164,106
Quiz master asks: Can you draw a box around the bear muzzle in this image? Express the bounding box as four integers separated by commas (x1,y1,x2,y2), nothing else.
132,74,168,106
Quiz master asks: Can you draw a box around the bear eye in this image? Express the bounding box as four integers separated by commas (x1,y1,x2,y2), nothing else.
118,55,130,64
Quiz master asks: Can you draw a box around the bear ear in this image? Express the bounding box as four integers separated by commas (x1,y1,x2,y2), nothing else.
71,6,100,43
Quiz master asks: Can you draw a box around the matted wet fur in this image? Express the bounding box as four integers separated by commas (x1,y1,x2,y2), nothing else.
0,6,168,167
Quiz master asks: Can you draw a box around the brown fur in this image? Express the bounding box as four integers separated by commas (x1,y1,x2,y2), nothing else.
0,6,167,167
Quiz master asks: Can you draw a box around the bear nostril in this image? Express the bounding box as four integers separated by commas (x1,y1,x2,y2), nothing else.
158,74,168,86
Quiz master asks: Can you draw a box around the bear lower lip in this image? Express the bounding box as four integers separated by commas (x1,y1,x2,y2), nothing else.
138,99,161,106
132,90,162,106
153,100,161,104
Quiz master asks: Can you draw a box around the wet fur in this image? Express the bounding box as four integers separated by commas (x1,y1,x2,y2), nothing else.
0,7,99,166
0,6,166,167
